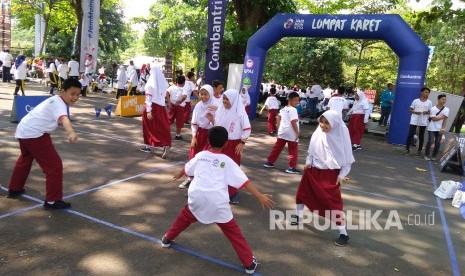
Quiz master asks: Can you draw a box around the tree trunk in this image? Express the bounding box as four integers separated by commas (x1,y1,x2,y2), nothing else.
70,0,83,56
231,0,267,30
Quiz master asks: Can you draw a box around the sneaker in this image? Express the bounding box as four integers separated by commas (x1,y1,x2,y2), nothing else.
402,150,410,156
263,162,275,168
43,200,71,210
178,179,191,189
352,146,357,151
174,135,183,140
335,234,350,246
162,146,170,159
356,145,362,150
140,146,151,153
244,257,259,275
424,156,431,161
289,214,300,226
161,234,173,248
7,188,25,198
230,193,239,204
285,168,300,174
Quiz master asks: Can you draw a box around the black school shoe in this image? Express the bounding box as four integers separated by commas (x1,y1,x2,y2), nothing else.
7,188,26,198
335,234,350,246
43,200,71,210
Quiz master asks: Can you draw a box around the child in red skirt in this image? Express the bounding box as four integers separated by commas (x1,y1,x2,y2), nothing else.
347,91,370,151
178,84,215,189
259,87,280,135
206,89,251,204
163,126,274,275
292,110,355,246
7,78,82,209
141,66,171,158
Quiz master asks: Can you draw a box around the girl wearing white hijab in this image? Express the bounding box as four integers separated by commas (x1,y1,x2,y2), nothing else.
240,87,251,115
178,84,216,190
347,91,370,150
292,110,355,246
206,89,251,204
116,65,127,99
141,65,171,158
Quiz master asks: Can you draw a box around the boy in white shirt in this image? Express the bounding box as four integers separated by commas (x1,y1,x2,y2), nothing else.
7,79,82,209
259,87,281,135
68,55,80,80
404,87,433,156
167,75,188,140
210,79,224,109
164,126,274,275
327,86,349,117
57,58,68,89
183,71,198,124
264,92,300,173
425,94,449,160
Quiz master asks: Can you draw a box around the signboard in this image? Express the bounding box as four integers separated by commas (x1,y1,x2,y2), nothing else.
10,95,51,122
115,95,145,117
438,132,465,175
364,89,376,103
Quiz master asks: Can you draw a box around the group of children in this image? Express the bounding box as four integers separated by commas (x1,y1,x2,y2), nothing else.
13,66,429,274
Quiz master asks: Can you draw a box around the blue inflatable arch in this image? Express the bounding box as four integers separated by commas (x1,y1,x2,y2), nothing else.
240,14,429,144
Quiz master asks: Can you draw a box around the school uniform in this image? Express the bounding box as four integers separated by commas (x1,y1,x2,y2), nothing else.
167,85,188,129
241,89,251,115
164,150,255,268
13,59,27,95
210,94,223,109
263,95,280,133
296,110,354,226
189,85,214,159
9,95,70,202
266,105,299,169
128,72,139,95
57,63,68,89
48,63,58,94
184,80,196,123
142,66,171,147
348,91,370,146
79,75,90,97
68,60,80,80
327,95,348,117
116,66,127,99
215,89,251,198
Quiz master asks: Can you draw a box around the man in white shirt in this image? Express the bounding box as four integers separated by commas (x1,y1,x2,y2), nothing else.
327,87,349,117
307,79,323,119
1,49,13,82
403,87,433,156
425,93,448,160
68,55,80,80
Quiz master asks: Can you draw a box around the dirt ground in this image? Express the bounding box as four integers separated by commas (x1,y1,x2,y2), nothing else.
0,81,463,276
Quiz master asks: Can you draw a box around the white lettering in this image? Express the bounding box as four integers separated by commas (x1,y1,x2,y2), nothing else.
311,18,347,31
350,19,382,32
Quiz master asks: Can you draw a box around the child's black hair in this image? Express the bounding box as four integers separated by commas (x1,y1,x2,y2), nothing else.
208,126,228,148
212,79,224,88
270,87,276,94
288,91,299,101
438,94,446,100
176,75,186,85
62,78,82,91
187,71,195,79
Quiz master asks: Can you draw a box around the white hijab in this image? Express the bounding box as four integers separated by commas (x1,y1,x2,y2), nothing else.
215,89,247,128
192,84,215,126
308,110,355,169
240,87,251,106
351,91,369,113
145,66,169,102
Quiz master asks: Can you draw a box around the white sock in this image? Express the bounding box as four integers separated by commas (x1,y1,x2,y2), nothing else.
337,225,348,236
296,204,304,218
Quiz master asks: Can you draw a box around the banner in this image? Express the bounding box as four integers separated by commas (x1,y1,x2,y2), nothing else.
115,96,145,117
204,0,227,85
80,0,100,73
364,89,376,103
10,96,51,123
34,4,45,57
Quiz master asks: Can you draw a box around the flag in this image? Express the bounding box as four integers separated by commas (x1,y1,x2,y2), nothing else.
104,105,112,116
95,107,101,118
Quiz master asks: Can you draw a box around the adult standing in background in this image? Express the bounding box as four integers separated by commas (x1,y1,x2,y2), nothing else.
1,49,13,82
307,79,323,119
379,83,395,127
68,55,80,80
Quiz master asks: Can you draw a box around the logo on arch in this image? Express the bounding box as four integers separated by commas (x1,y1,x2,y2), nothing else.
243,77,252,86
284,18,294,29
246,59,254,68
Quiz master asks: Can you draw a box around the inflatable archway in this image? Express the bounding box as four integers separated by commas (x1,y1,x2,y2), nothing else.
240,14,429,144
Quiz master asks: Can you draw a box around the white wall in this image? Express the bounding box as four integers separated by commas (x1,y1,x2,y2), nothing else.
227,63,244,91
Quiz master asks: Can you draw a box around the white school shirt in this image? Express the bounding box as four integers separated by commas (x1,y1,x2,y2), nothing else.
68,60,80,77
184,80,196,103
80,75,90,86
1,52,13,67
47,63,57,74
308,84,322,99
57,64,68,79
264,96,280,110
191,104,214,135
13,61,27,80
129,72,138,86
277,106,299,142
410,99,432,126
185,150,249,224
167,85,188,107
84,59,94,75
427,105,449,131
216,112,251,140
327,96,348,116
15,95,68,139
210,94,223,109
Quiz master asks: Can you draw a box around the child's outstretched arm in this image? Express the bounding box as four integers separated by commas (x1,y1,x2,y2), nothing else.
60,116,77,143
173,167,185,181
243,182,275,209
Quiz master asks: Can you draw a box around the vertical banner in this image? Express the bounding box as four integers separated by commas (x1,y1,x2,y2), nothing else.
204,0,226,85
427,45,435,69
34,5,45,57
80,0,100,73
